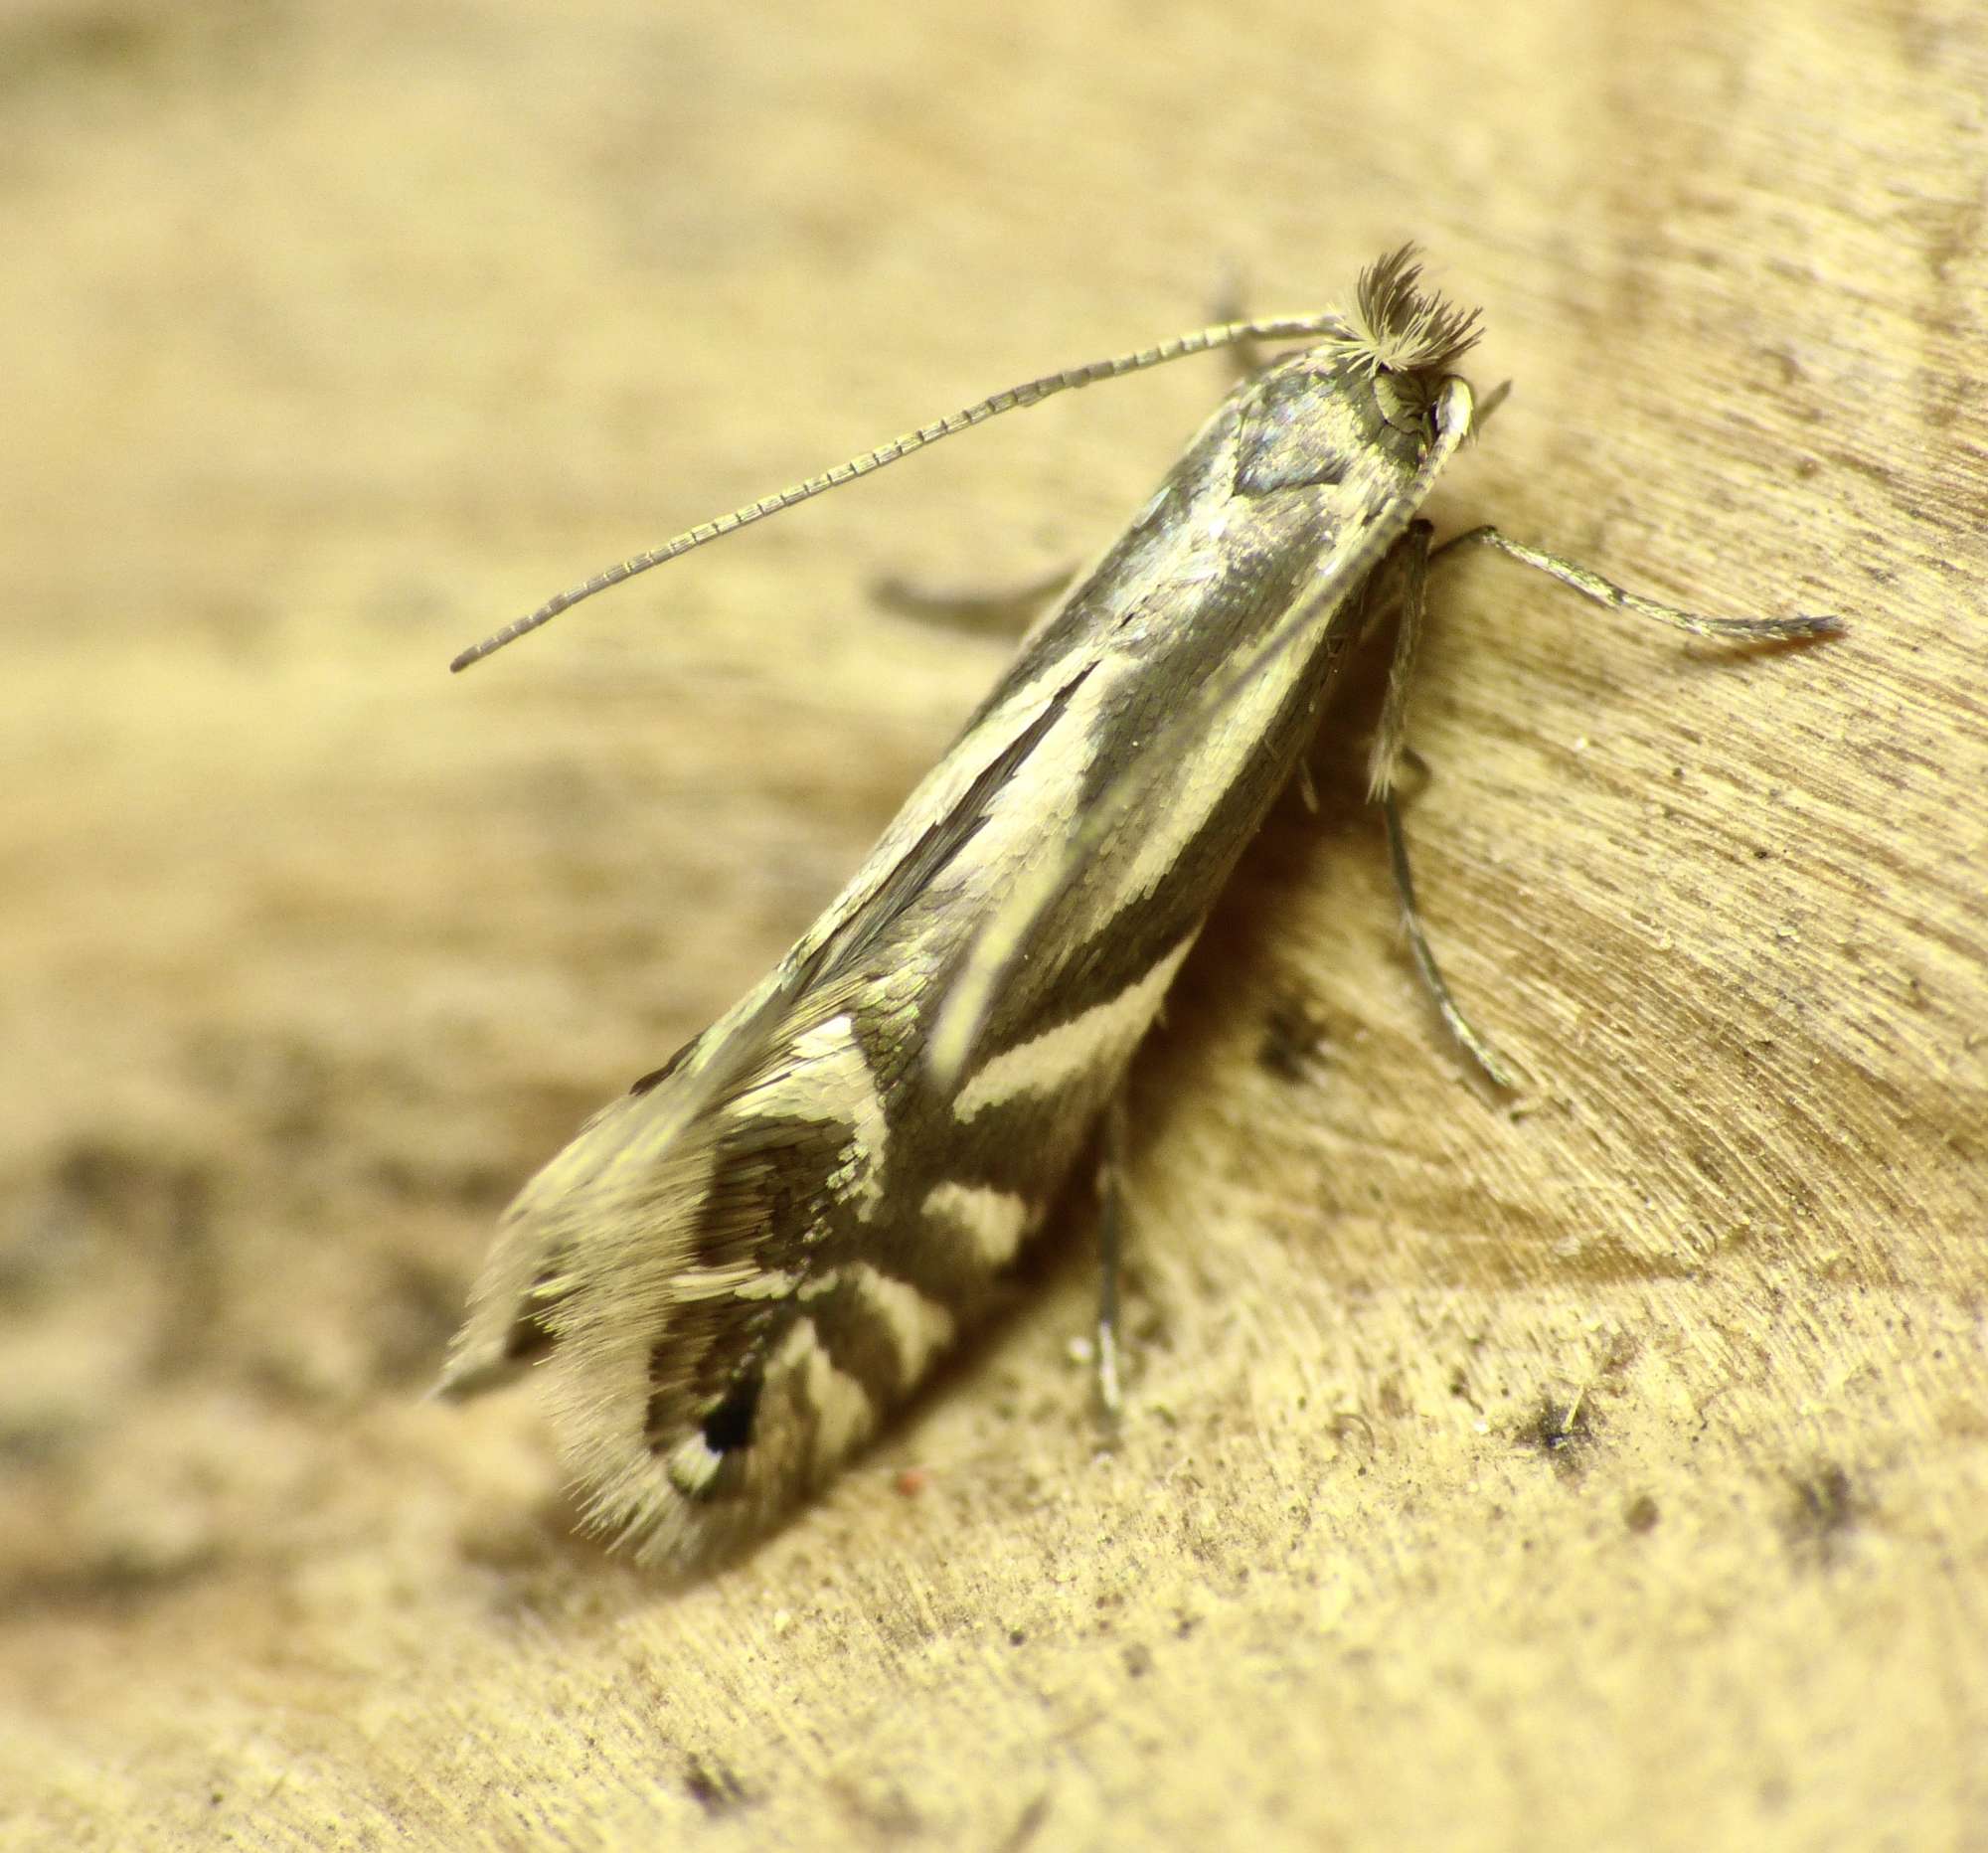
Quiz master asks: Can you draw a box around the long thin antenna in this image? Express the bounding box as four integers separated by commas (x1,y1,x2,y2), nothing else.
448,311,1353,672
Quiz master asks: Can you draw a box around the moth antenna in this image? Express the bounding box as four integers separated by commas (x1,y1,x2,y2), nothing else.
449,310,1355,671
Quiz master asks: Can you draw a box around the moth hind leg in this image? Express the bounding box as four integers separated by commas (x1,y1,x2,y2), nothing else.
873,561,1077,639
1088,1094,1135,1430
1380,785,1521,1093
1367,517,1842,1095
1367,521,1521,1092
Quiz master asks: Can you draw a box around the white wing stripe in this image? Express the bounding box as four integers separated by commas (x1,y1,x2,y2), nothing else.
952,940,1193,1122
920,1181,1036,1267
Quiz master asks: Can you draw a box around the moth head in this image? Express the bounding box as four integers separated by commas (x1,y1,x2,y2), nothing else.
1327,245,1482,433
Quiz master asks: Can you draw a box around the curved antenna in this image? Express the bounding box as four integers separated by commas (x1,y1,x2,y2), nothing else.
449,310,1352,672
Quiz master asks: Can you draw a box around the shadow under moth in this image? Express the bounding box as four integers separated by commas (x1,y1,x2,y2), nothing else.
437,248,1838,1567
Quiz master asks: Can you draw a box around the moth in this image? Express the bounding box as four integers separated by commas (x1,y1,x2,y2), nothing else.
437,249,1837,1566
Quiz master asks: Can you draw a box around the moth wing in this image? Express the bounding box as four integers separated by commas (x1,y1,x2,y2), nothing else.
438,963,897,1562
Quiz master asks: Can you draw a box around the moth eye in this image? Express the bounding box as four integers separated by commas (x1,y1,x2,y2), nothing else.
1373,369,1434,434
699,1373,764,1455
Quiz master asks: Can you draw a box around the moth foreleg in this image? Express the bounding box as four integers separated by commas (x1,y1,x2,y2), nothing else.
1373,520,1839,1092
1430,526,1843,643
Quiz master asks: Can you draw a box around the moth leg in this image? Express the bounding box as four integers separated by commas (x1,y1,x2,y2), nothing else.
1431,527,1842,643
1092,1093,1131,1428
1372,520,1521,1092
876,279,1294,637
873,561,1077,639
1381,790,1519,1091
1209,269,1270,382
1366,522,1430,803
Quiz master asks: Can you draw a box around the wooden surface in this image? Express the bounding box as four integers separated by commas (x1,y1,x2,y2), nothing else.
3,1,1984,1846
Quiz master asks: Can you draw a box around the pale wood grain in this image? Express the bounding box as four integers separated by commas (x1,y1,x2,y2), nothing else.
2,1,1983,1847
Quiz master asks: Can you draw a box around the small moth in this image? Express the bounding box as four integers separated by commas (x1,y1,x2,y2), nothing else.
438,250,1837,1566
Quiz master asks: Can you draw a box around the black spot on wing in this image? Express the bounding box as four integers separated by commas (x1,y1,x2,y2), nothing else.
699,1371,763,1452
645,1357,766,1504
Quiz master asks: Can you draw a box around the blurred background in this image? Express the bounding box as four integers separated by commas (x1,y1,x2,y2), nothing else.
3,0,1983,1845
